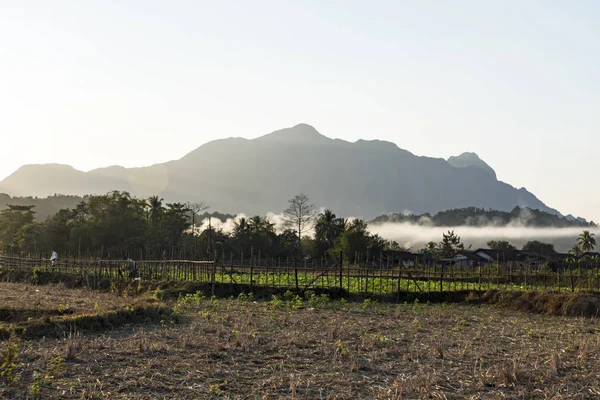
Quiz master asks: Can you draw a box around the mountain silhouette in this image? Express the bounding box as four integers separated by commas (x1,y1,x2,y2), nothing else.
0,123,560,218
447,152,497,180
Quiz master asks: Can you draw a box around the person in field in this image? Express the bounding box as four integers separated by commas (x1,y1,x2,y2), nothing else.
122,257,138,280
50,251,58,266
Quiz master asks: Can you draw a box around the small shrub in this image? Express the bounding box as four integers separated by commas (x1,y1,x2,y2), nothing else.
238,292,254,302
304,290,316,300
361,298,377,311
170,307,184,324
29,373,43,398
110,281,120,294
281,290,304,309
339,298,348,310
32,267,43,285
45,356,66,379
283,290,295,302
286,294,304,310
64,334,81,360
57,304,70,314
308,293,330,309
267,295,284,309
335,340,349,358
0,340,20,383
178,291,205,306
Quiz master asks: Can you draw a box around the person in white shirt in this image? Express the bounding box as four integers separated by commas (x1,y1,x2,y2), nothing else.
50,251,58,266
122,257,138,280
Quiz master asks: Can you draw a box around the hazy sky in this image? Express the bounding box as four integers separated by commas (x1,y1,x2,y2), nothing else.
1,1,599,221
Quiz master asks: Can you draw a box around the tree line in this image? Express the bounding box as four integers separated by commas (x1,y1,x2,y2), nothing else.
0,192,395,261
0,191,596,262
3,194,595,229
371,206,596,228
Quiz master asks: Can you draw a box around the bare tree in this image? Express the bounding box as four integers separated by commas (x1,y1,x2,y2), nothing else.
283,193,316,258
186,202,209,257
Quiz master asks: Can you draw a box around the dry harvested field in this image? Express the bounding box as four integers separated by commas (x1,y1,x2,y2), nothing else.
0,281,169,340
1,283,600,399
0,282,139,320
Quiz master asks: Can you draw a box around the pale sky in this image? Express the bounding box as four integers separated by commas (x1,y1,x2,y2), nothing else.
1,1,599,221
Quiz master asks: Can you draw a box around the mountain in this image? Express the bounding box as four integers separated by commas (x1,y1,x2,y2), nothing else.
447,152,497,180
565,214,589,224
0,123,561,219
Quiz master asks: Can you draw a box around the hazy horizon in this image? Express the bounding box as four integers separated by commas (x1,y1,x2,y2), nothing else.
1,1,599,221
196,211,598,254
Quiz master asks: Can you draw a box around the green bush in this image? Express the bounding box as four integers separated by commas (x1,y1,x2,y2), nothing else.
308,293,330,309
32,267,43,285
177,291,205,306
284,290,304,309
237,292,254,302
267,295,284,309
0,341,20,383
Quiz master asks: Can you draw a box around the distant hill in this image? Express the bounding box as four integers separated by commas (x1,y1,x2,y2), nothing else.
0,123,564,219
370,206,595,228
0,194,86,220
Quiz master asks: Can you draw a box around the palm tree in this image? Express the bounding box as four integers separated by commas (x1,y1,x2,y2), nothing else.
248,215,274,234
334,218,348,236
316,209,337,249
233,217,249,238
570,244,583,257
147,195,164,224
577,230,596,253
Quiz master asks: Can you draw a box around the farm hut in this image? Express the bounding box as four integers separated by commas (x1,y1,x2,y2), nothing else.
380,250,422,267
439,252,486,268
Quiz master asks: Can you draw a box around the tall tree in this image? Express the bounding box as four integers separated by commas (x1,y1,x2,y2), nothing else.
577,230,596,253
186,202,209,256
522,240,556,256
246,215,277,253
162,203,191,249
316,210,336,244
233,217,249,238
147,195,164,224
438,230,464,258
315,209,346,256
570,244,583,257
283,193,316,257
487,240,517,251
0,205,36,252
186,202,209,232
248,215,274,235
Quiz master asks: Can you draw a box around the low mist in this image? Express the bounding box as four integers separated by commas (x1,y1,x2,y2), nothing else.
368,224,600,253
197,212,598,253
196,212,290,235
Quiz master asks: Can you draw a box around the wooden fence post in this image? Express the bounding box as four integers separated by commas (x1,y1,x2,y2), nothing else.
569,263,575,292
250,252,254,292
294,259,299,291
211,260,216,297
397,265,401,303
339,251,343,295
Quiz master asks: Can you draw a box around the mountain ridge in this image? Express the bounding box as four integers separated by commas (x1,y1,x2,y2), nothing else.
447,152,497,180
0,123,562,219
